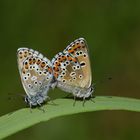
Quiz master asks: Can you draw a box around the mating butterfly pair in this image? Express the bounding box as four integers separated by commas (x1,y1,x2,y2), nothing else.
17,38,94,107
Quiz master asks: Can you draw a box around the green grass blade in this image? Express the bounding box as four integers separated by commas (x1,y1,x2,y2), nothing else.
0,96,140,139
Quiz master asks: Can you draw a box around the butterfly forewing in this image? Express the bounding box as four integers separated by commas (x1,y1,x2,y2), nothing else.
64,38,92,88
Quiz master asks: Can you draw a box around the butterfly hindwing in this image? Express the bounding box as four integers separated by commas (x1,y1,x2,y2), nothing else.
17,48,53,106
52,52,82,86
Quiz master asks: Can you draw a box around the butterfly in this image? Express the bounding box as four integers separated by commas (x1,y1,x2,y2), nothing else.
52,38,94,101
17,38,94,107
17,48,54,107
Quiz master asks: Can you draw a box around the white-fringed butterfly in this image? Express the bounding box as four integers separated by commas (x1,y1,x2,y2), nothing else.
17,38,94,107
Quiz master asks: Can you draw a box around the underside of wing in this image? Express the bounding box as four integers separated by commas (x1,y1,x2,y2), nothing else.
52,38,92,89
17,48,53,98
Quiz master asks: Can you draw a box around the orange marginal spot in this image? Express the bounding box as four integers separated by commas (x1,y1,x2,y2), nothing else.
29,58,33,64
33,58,36,64
36,59,41,65
25,65,29,69
72,45,81,51
48,67,52,73
71,57,77,62
77,45,81,48
62,56,67,61
57,57,63,62
22,69,26,74
55,61,61,66
53,66,59,72
54,72,58,78
41,62,46,68
68,49,74,53
67,56,72,61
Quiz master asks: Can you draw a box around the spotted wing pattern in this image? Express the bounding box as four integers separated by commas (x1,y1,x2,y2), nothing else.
52,38,93,98
17,48,53,106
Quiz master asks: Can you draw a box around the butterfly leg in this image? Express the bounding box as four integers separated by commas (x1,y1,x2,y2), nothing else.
90,94,95,103
29,103,32,113
47,96,57,106
73,96,77,106
50,81,58,89
82,97,86,107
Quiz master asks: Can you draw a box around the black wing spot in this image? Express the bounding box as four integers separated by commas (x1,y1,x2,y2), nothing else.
80,62,86,67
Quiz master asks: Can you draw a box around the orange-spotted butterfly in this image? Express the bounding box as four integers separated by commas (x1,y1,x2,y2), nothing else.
17,38,94,107
17,48,54,107
52,38,94,100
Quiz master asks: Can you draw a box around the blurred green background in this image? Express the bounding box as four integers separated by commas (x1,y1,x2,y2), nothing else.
0,0,140,140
